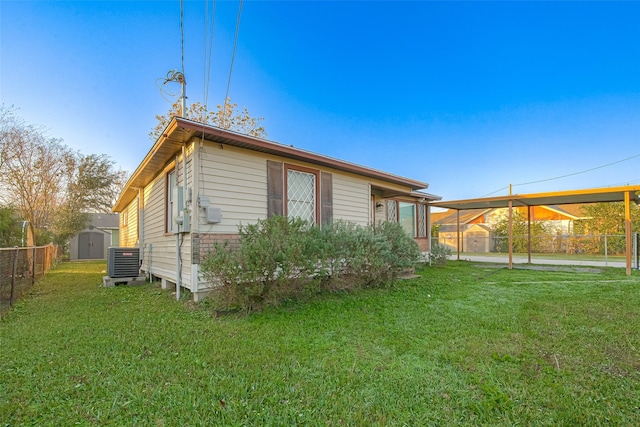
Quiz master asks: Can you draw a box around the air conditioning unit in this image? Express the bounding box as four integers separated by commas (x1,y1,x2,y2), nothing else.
108,247,140,278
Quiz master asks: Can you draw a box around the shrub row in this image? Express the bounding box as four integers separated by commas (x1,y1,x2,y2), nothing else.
200,216,422,312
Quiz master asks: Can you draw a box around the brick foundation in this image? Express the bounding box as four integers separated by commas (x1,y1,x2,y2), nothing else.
192,233,241,264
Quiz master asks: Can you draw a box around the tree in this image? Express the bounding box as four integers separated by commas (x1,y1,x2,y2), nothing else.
1,106,128,246
574,202,640,235
491,211,550,253
573,201,640,255
49,207,90,248
430,223,442,238
149,98,266,141
0,205,22,247
51,153,127,250
67,153,129,213
0,107,76,243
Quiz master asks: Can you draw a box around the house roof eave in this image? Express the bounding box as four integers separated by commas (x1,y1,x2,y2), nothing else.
176,118,430,190
113,117,435,212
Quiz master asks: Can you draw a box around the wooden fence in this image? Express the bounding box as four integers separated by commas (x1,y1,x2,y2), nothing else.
0,244,61,318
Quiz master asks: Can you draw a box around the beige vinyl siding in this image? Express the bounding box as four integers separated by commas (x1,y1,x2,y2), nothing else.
141,172,175,278
332,174,370,225
193,141,415,232
176,145,193,288
139,153,195,289
195,144,267,234
142,173,166,240
119,199,138,247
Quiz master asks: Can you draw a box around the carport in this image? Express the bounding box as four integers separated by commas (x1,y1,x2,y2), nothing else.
431,185,640,275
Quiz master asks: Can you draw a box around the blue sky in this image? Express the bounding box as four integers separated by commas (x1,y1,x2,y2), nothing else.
2,0,639,201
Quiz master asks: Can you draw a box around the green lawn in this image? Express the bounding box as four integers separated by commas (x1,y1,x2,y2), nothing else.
1,261,639,426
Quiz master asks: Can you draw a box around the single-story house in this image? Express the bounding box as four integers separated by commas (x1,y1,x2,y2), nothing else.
112,117,440,301
69,213,120,260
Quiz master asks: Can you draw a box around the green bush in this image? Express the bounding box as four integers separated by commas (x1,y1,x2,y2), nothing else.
200,216,322,312
429,242,451,266
374,221,422,272
0,206,22,247
319,220,391,289
200,217,421,313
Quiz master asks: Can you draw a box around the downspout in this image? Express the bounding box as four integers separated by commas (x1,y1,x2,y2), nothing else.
176,70,187,300
192,138,199,296
138,188,145,274
175,153,182,301
176,143,188,301
176,232,181,300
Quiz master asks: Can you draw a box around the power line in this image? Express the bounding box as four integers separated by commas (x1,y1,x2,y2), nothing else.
155,71,182,104
512,153,640,187
222,0,243,128
180,0,185,81
179,0,186,117
203,0,216,111
606,178,640,187
480,153,640,197
481,186,510,197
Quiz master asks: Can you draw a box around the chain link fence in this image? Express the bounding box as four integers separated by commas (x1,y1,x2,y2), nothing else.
436,233,639,268
0,244,61,318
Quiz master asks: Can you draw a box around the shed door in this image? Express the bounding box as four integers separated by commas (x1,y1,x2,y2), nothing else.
78,231,105,259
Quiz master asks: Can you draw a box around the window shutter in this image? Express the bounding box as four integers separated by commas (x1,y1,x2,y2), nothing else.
267,160,284,217
320,172,333,225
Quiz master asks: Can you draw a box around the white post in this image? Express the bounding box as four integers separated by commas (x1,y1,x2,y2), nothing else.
176,233,181,301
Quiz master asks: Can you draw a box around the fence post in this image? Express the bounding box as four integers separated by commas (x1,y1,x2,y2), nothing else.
633,233,640,270
10,248,19,307
32,247,36,285
604,234,608,267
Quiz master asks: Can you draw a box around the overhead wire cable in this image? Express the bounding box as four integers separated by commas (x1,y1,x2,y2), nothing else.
512,153,640,187
606,178,640,187
180,0,186,116
222,0,243,128
480,153,640,197
203,0,217,111
200,0,217,221
156,72,182,103
180,0,184,75
481,186,510,197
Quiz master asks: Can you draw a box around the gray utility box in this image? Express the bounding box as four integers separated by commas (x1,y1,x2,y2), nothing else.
107,247,140,278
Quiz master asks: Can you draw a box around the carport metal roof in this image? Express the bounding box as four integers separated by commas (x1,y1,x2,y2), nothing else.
431,185,640,275
431,185,640,210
